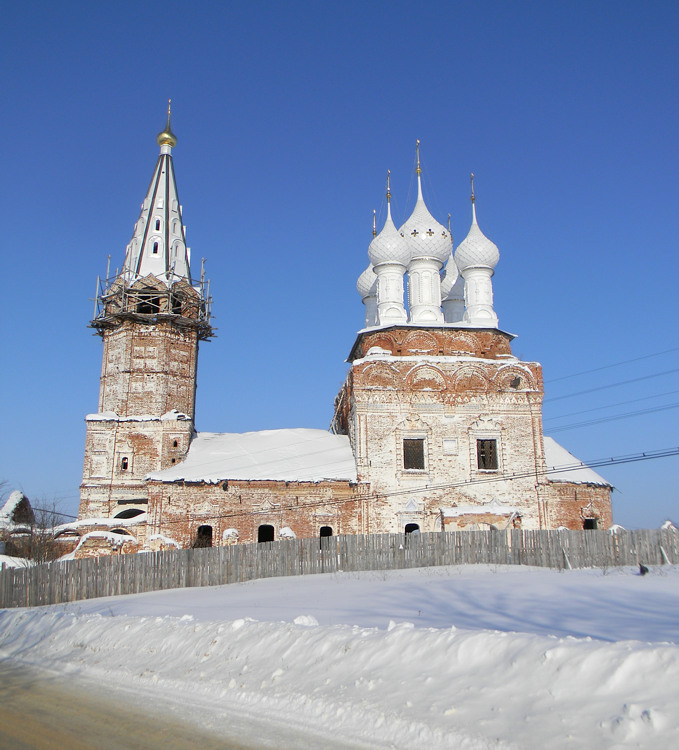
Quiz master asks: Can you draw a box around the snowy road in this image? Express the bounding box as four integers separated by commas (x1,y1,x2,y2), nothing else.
0,660,247,749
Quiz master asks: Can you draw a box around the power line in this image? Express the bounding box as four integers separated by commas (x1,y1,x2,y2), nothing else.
544,367,679,403
124,446,679,529
546,346,679,383
544,388,679,422
546,401,679,434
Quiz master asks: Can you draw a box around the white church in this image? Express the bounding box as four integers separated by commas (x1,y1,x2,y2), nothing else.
72,109,612,556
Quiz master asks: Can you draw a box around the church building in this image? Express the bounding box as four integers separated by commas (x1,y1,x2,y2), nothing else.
74,112,612,556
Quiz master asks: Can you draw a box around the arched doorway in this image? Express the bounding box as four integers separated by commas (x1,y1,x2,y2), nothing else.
194,525,213,547
405,523,420,534
258,524,275,543
319,526,333,537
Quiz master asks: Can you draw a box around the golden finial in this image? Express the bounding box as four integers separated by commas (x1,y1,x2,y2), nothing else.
470,172,475,203
372,209,377,237
386,169,391,202
157,98,177,148
415,139,422,176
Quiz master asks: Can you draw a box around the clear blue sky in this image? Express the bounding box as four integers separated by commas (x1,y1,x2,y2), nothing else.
2,1,678,527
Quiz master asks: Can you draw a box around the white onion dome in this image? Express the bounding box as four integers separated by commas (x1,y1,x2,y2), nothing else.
368,203,410,266
357,263,377,299
454,202,499,272
440,255,460,298
445,273,465,300
399,194,452,263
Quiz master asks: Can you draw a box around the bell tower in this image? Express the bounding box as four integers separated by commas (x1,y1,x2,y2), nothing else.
79,105,213,521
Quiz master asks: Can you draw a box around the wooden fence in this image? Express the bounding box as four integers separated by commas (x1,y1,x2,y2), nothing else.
1,528,678,609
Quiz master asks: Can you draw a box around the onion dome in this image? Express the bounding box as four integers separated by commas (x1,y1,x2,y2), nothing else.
357,262,377,299
454,175,499,271
446,273,465,300
368,172,410,267
398,142,452,263
157,100,177,148
440,255,460,298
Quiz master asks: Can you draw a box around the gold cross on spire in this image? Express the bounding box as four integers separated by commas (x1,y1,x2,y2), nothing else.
470,172,475,203
416,139,422,176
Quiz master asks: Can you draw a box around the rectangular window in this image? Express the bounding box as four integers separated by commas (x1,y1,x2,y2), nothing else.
476,439,498,470
403,438,425,470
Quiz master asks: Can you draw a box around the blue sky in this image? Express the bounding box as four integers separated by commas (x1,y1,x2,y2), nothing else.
1,1,678,527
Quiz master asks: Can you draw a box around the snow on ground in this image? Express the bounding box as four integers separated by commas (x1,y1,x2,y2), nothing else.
1,565,678,749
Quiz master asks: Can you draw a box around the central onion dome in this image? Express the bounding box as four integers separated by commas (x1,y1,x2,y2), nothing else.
440,254,460,297
399,144,451,264
454,186,499,271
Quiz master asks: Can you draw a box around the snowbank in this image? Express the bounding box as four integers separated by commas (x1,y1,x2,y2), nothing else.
1,565,678,748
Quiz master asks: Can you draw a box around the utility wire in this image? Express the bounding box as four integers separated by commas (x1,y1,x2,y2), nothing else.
546,346,679,383
106,446,679,529
544,388,679,422
546,401,679,434
544,367,679,403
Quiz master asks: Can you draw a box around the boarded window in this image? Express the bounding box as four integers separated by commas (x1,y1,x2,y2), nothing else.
258,524,275,543
403,438,425,470
476,439,498,470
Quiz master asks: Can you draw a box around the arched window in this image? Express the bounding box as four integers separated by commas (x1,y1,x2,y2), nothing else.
194,525,213,548
114,508,144,519
155,219,161,230
405,523,420,534
120,456,129,471
152,241,159,254
258,524,275,543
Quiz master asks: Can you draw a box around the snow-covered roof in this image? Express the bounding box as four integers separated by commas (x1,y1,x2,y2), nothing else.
543,437,611,486
148,429,358,484
0,491,34,529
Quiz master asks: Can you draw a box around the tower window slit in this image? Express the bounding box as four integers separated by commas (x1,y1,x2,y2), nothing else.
155,219,160,230
152,242,159,254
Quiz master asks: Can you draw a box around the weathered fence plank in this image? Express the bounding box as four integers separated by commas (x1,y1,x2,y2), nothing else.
1,529,677,609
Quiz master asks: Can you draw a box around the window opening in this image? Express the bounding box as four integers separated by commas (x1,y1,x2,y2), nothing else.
403,438,425,470
405,523,420,534
172,297,182,315
194,525,213,548
258,524,275,543
120,456,129,471
320,526,333,537
137,294,160,314
114,508,144,519
476,439,498,470
152,241,159,254
173,440,178,448
583,518,598,530
155,219,160,230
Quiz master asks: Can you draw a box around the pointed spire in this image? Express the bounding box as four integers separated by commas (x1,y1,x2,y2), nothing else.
415,140,423,200
386,169,393,220
372,209,377,237
157,99,177,150
470,172,477,224
121,111,190,284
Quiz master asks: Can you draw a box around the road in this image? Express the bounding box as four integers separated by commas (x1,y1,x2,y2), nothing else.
0,660,253,750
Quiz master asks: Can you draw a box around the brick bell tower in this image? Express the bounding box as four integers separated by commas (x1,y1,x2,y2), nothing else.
79,104,213,521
